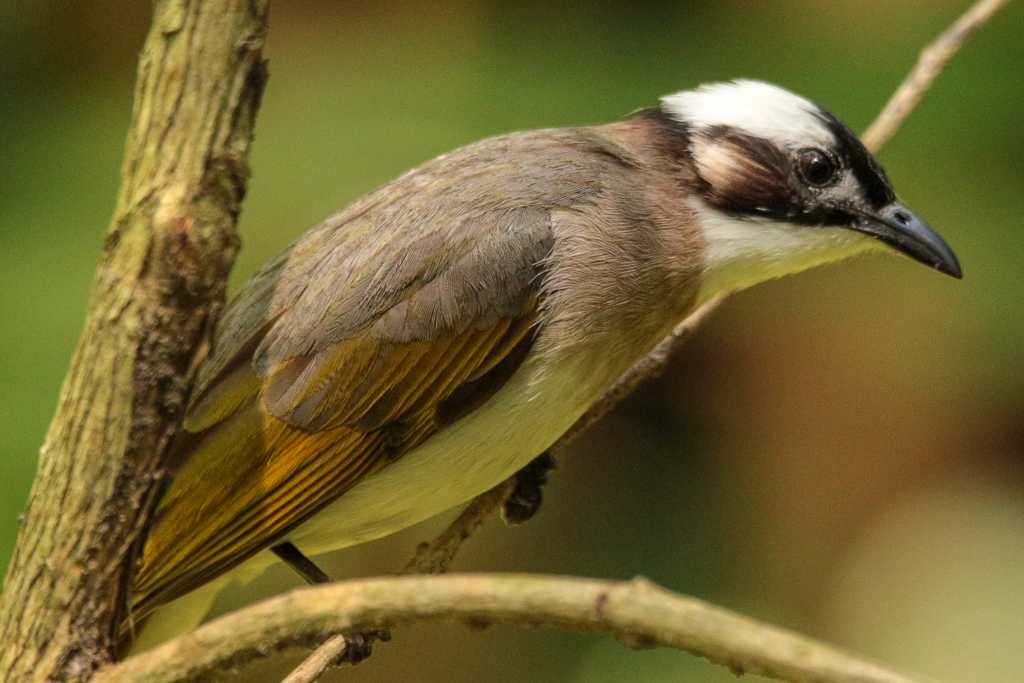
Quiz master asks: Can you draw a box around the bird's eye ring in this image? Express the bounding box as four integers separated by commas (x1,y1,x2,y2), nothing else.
797,148,838,187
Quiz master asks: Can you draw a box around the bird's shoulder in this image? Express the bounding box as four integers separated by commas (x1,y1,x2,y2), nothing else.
189,127,631,417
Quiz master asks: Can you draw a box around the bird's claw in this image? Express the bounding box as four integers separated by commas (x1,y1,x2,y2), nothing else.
339,628,392,665
502,451,556,525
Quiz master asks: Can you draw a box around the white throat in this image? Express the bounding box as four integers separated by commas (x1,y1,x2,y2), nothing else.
692,199,880,302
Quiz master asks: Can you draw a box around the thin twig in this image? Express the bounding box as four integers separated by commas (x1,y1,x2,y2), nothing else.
94,574,928,683
280,635,348,683
257,1,1009,682
403,478,518,575
861,0,1012,151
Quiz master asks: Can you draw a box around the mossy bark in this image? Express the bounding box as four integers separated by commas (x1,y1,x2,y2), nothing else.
0,2,268,680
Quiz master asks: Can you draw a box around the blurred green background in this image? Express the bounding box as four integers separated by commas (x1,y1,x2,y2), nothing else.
2,1,1022,681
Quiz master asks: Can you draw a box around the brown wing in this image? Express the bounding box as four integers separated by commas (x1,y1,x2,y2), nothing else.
130,196,554,622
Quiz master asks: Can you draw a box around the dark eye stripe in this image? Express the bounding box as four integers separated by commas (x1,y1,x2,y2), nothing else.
640,104,895,227
815,110,895,207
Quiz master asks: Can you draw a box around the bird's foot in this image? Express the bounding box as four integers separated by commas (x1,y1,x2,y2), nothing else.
340,627,392,665
502,451,556,525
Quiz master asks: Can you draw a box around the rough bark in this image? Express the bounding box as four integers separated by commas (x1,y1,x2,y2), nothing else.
0,2,269,681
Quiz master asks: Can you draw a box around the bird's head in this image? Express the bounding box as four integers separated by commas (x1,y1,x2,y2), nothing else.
656,80,961,299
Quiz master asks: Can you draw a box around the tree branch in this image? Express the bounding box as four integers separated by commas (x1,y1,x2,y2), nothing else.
93,574,928,683
0,2,269,681
403,479,518,576
861,0,1012,152
280,635,350,683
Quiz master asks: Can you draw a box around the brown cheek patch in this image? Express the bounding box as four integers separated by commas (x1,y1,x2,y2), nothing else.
694,137,791,211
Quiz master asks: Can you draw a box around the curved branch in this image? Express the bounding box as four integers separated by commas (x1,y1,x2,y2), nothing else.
94,574,925,683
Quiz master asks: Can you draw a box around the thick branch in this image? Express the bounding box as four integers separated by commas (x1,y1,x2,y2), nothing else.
95,574,925,683
0,2,269,681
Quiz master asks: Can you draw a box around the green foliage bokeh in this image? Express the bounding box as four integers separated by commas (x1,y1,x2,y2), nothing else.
1,2,1021,681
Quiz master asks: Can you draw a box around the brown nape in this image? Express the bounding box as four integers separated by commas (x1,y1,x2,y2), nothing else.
625,107,696,171
534,116,706,366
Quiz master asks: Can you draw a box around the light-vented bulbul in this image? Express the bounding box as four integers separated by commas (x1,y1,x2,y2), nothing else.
127,80,961,648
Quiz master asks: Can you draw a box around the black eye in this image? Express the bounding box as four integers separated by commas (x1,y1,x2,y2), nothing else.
797,148,837,187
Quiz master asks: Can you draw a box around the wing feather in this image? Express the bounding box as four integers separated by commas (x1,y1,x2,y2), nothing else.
130,202,551,623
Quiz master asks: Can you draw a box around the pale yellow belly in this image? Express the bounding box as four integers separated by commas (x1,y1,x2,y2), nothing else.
136,353,609,651
290,354,603,554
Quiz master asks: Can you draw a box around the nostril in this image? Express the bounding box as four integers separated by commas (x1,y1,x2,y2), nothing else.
893,209,912,225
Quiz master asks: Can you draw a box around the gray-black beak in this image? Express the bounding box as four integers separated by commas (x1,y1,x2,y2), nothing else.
850,203,962,279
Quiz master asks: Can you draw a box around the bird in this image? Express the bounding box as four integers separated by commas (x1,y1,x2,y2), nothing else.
124,79,961,650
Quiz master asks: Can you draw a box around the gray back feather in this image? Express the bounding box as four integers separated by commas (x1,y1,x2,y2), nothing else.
193,128,629,398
